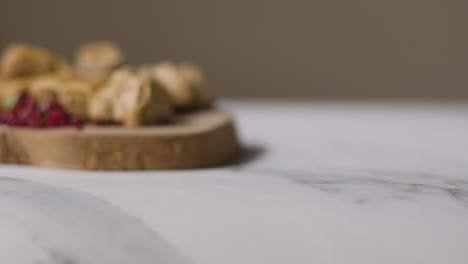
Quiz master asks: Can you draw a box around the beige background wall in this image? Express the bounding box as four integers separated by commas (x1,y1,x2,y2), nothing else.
1,0,467,99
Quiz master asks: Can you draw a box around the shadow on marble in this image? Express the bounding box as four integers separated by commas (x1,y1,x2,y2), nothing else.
227,144,266,168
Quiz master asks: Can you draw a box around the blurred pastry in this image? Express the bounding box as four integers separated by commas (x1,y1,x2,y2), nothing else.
0,41,213,129
75,42,123,80
29,75,101,119
0,43,69,79
146,62,214,110
178,62,213,108
89,68,172,126
58,79,102,118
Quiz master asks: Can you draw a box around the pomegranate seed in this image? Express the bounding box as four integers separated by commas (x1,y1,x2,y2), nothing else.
38,93,58,112
13,97,27,114
0,112,7,123
48,108,66,120
58,118,66,126
68,116,82,128
18,110,29,122
15,91,29,105
26,118,42,127
1,91,87,129
30,109,40,119
9,118,26,127
2,112,14,124
24,96,36,109
45,118,59,127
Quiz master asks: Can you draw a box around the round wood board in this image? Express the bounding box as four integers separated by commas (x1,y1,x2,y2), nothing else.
0,110,240,170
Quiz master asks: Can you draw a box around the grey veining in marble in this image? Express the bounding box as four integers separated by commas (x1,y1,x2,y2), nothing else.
235,166,468,207
0,178,192,264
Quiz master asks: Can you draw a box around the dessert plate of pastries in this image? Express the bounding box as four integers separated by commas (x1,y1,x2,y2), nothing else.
0,42,239,170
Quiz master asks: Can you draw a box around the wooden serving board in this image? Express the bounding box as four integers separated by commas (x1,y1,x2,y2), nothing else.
0,110,240,170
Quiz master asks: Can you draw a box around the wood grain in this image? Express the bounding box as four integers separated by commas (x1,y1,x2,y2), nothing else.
0,110,240,170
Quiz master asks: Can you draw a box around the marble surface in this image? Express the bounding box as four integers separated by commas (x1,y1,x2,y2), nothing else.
0,178,192,264
0,101,467,264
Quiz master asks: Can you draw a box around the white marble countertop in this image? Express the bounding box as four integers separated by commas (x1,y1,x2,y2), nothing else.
1,101,467,264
